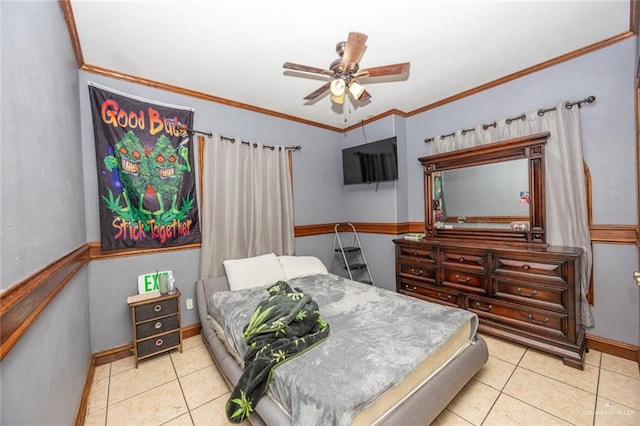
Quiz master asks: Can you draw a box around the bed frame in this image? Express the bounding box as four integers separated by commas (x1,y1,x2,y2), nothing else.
195,276,489,425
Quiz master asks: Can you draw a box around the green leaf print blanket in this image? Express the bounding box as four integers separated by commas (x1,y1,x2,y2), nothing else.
226,281,330,423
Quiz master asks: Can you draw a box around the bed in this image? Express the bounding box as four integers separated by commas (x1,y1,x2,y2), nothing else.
195,255,488,425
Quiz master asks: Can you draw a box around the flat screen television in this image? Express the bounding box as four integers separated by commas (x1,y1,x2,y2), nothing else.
342,137,398,185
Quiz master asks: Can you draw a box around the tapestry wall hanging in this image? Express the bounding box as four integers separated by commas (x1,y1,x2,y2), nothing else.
89,83,201,250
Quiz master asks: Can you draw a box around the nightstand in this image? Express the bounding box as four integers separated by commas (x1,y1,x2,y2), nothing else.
128,289,182,367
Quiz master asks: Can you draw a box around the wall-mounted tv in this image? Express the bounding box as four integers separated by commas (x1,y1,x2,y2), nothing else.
342,137,398,185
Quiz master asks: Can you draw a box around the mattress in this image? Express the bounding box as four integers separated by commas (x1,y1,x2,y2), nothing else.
207,313,473,425
353,320,472,425
206,273,479,425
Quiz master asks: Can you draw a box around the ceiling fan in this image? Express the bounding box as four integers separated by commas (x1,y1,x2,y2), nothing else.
283,32,410,105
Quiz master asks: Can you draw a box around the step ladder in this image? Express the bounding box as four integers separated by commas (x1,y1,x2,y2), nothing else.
330,223,375,286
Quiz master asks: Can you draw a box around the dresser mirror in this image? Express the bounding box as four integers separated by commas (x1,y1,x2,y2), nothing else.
418,132,549,245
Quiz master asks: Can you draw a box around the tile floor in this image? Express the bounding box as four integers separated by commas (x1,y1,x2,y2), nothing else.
83,333,639,426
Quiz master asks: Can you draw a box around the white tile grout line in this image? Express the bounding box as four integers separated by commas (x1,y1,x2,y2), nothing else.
591,364,601,426
478,347,527,425
165,352,195,426
105,354,181,425
478,346,605,426
105,362,111,426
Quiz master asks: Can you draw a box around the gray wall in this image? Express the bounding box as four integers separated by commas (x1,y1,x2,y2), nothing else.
1,1,87,287
80,36,640,349
89,249,200,351
405,37,639,345
1,2,90,424
1,7,638,426
77,72,349,352
1,270,91,425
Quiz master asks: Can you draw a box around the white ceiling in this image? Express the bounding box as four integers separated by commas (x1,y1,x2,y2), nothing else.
70,1,631,130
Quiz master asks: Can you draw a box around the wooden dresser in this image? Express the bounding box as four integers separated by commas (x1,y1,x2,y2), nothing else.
394,239,586,369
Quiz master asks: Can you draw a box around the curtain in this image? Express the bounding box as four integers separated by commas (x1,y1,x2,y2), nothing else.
198,135,295,279
430,103,594,327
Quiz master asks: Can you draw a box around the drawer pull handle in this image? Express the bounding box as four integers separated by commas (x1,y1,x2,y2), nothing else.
475,302,493,312
155,338,164,347
411,268,423,276
438,293,451,301
516,288,538,298
521,264,531,271
404,284,417,291
455,274,471,283
154,305,162,312
154,321,162,329
527,314,549,326
412,251,419,256
458,257,465,263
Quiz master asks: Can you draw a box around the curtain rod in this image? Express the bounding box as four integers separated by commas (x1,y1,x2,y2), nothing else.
424,95,596,143
180,126,213,138
183,126,301,151
219,135,301,151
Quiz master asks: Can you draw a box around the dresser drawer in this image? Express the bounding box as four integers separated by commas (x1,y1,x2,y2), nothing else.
398,279,459,307
135,298,179,322
397,245,436,266
137,331,181,358
493,277,566,312
442,268,487,295
441,249,487,270
136,314,180,340
398,263,437,285
468,295,568,339
494,254,568,283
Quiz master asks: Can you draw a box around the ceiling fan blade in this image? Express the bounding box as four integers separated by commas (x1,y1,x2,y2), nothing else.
341,32,368,72
283,62,334,76
355,62,411,78
303,82,331,100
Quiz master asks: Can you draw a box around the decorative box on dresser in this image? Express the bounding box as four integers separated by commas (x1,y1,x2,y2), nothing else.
128,289,182,367
394,240,586,368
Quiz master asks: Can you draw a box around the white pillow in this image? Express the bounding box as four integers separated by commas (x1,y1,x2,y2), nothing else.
278,256,328,280
223,253,286,291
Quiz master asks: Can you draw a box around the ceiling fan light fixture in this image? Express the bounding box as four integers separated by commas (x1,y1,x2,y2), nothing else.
284,32,409,106
330,78,346,97
348,81,365,100
330,93,345,105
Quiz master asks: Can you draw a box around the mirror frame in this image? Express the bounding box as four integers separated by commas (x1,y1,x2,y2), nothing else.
419,132,549,246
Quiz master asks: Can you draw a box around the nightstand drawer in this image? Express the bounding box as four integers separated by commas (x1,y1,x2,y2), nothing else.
137,331,181,358
135,298,178,322
136,314,180,340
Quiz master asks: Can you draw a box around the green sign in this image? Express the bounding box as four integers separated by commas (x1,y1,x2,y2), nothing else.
137,270,172,294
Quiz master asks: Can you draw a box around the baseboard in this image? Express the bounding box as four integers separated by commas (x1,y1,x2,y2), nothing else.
92,323,202,366
586,333,640,363
182,322,202,340
75,353,96,426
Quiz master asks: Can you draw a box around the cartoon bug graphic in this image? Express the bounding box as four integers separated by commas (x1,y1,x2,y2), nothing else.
104,131,152,213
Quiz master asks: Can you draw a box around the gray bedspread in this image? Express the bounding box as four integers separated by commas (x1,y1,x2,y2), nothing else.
208,273,478,425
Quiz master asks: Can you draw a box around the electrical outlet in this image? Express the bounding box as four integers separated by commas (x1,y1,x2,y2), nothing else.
186,298,194,310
